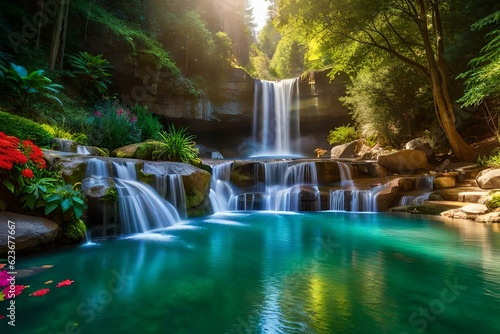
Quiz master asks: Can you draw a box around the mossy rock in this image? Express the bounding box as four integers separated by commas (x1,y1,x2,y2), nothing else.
135,141,163,160
57,219,87,244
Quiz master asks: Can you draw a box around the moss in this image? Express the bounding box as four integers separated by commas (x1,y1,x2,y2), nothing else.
135,141,162,160
186,190,205,208
102,187,118,204
58,219,87,244
0,110,52,147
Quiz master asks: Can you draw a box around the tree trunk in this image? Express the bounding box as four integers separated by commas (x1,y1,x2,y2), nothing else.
415,0,478,162
49,1,64,71
58,0,71,70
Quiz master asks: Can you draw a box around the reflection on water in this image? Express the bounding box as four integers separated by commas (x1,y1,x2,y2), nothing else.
3,212,500,334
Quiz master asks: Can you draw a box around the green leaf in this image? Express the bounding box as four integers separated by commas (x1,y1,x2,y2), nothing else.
44,201,59,215
73,207,83,219
72,196,85,205
3,180,15,193
61,198,71,212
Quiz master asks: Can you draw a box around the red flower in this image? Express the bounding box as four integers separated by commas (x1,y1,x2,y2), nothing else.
21,168,34,178
56,279,74,288
0,314,5,319
30,288,50,297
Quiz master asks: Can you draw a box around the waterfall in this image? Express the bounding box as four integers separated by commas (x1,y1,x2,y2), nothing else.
235,161,319,211
329,184,388,212
252,78,300,156
153,174,187,218
85,158,110,178
398,193,431,206
84,159,181,235
77,145,91,155
337,162,355,187
209,162,234,212
415,176,434,189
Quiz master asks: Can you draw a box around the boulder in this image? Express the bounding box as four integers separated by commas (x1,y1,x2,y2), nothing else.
476,168,500,189
330,139,367,158
433,175,456,189
0,212,59,255
377,150,429,174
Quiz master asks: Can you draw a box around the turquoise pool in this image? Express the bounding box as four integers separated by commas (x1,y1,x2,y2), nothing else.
2,212,500,333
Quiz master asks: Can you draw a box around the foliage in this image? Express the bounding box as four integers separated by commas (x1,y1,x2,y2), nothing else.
86,101,141,151
340,61,434,148
66,51,113,101
41,124,88,145
477,152,500,168
0,62,63,111
153,124,199,164
72,0,180,73
486,192,500,210
327,125,358,146
102,187,118,204
270,35,305,79
131,104,163,141
458,11,500,107
0,111,52,147
0,132,87,222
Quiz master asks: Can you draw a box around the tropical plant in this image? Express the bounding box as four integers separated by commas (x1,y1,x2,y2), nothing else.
86,101,141,151
0,62,63,111
131,104,163,141
0,131,87,221
67,51,113,100
153,124,199,164
327,125,358,146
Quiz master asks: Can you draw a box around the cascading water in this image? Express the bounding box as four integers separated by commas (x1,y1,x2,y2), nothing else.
209,162,234,212
337,162,355,187
398,176,434,206
83,159,181,235
153,175,187,218
329,184,388,212
215,161,320,212
252,78,300,156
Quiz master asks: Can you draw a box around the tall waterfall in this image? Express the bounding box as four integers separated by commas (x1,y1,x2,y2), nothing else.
209,162,234,212
252,78,300,156
84,159,181,234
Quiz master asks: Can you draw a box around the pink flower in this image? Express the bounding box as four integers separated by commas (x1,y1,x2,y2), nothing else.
0,271,11,287
117,109,123,116
22,168,34,178
130,116,138,123
94,110,102,117
2,284,26,298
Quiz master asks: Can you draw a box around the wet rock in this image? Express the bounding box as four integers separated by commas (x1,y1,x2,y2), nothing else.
0,212,59,255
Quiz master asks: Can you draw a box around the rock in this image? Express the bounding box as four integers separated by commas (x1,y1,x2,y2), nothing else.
476,212,500,223
404,137,429,150
111,143,144,158
460,203,488,215
476,168,500,189
330,139,366,158
377,150,429,174
457,191,489,203
0,212,59,255
433,175,456,189
51,138,77,152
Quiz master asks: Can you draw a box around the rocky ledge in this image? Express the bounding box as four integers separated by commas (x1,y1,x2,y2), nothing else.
0,212,59,256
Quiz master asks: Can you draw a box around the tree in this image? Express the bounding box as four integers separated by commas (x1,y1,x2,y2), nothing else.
276,0,488,161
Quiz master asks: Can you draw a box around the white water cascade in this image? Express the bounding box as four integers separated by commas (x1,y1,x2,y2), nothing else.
84,159,181,235
209,162,235,212
252,78,300,156
329,184,389,212
398,176,434,206
210,161,320,212
337,162,355,187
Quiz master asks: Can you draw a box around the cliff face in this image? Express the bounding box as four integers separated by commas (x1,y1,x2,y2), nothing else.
104,48,351,157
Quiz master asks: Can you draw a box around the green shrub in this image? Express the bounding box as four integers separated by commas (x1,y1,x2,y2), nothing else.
327,124,358,146
486,192,500,210
0,110,52,147
132,104,163,141
86,101,141,151
153,124,199,164
58,219,87,243
477,152,500,168
41,124,88,145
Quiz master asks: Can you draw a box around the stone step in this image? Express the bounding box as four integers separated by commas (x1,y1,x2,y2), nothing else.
455,179,479,187
457,191,489,203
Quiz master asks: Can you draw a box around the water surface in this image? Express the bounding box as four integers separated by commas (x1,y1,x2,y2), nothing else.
2,212,500,333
